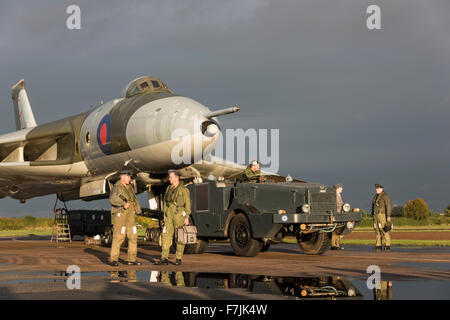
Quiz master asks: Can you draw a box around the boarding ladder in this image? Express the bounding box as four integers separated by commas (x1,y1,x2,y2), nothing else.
51,207,72,243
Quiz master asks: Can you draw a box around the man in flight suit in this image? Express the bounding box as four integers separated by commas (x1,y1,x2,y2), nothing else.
242,160,265,182
153,169,191,266
372,184,392,252
109,170,142,266
331,183,345,250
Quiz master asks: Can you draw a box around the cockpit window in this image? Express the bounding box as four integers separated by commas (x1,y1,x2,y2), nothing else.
121,76,172,98
140,81,150,90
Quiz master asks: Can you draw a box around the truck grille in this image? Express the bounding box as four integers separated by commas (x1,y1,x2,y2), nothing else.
311,193,336,213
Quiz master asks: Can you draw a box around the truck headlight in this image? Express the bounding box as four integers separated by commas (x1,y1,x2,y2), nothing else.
348,288,356,297
342,203,351,212
302,204,310,213
346,221,355,229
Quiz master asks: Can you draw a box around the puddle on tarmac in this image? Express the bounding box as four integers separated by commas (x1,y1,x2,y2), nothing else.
1,270,449,299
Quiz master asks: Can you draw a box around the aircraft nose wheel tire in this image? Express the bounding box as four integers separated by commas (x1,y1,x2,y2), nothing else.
102,227,113,247
145,227,160,242
296,231,331,255
260,242,271,252
229,214,262,257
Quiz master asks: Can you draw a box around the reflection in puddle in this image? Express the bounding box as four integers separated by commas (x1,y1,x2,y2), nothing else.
108,271,363,299
374,281,393,300
110,270,138,283
12,270,444,300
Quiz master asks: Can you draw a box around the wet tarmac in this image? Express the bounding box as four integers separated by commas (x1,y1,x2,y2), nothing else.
0,269,448,300
0,239,449,299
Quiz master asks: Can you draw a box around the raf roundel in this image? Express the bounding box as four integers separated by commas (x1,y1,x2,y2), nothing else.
97,114,111,155
281,215,288,222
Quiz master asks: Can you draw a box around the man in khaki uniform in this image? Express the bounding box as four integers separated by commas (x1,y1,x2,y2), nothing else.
331,183,344,250
154,169,191,266
109,170,142,266
372,184,391,252
242,160,265,182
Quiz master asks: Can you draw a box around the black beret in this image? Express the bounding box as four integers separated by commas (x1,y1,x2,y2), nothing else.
333,183,343,189
118,170,132,176
375,184,384,188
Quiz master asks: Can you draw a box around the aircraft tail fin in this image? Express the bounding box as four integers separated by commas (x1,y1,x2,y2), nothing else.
11,79,37,130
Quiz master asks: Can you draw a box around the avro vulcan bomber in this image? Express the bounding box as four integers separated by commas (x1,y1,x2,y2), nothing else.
0,76,242,204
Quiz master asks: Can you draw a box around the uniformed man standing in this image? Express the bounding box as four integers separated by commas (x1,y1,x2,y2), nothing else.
154,169,191,266
331,183,344,250
109,171,142,266
242,160,265,182
372,184,391,252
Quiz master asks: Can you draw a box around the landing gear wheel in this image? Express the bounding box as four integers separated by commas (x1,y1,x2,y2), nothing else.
297,231,331,255
145,227,161,243
229,214,262,257
102,227,113,247
260,242,271,252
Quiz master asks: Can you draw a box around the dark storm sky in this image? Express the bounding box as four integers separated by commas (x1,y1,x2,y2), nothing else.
0,0,449,216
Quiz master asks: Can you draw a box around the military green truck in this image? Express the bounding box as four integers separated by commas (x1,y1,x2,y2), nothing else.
145,180,362,257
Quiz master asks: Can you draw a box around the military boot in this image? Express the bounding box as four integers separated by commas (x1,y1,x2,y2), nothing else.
376,246,382,252
128,261,142,266
109,261,119,267
174,259,182,265
384,246,391,252
153,258,169,265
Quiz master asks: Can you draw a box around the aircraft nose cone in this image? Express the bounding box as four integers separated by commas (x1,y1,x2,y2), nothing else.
202,122,219,137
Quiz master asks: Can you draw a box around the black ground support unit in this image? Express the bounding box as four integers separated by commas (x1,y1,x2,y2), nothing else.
67,210,112,239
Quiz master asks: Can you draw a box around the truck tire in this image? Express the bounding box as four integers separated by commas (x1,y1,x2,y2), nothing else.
260,242,271,252
229,214,262,257
184,238,209,254
297,231,331,255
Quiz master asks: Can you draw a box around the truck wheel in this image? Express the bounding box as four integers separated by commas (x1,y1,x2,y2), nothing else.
297,231,331,255
184,238,209,254
260,242,270,252
229,214,262,257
